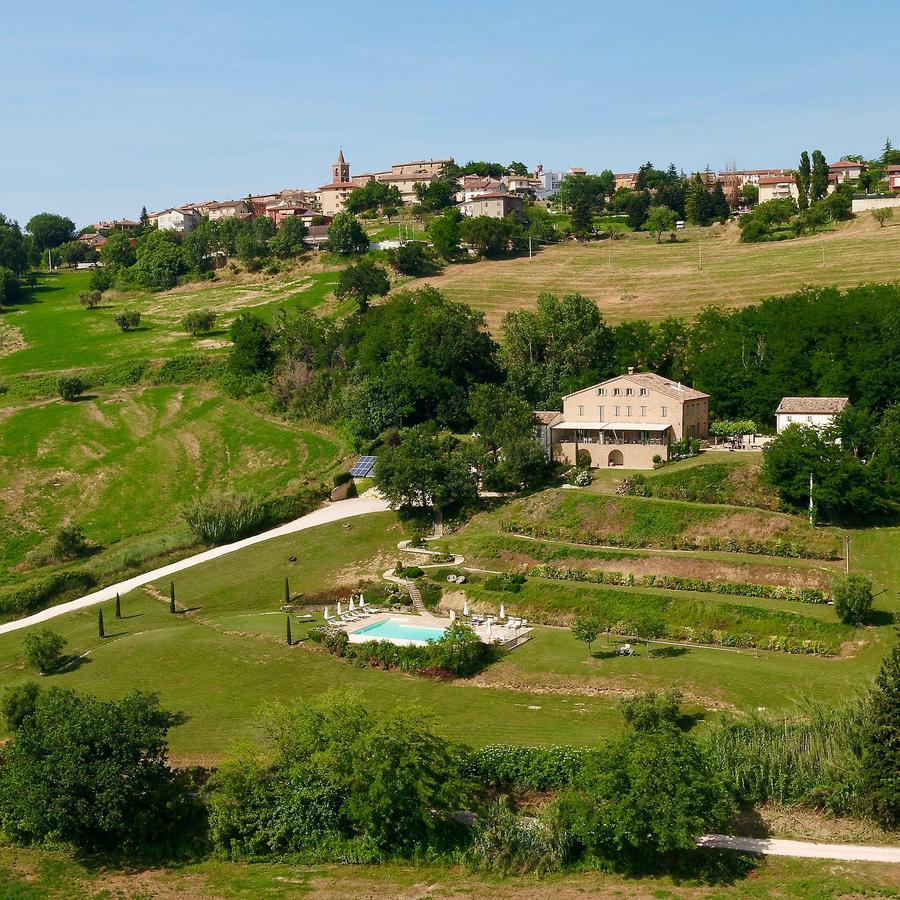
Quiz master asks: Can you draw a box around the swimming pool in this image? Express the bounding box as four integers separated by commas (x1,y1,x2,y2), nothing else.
351,618,447,645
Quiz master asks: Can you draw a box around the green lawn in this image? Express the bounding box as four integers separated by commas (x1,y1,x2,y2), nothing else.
0,269,339,379
0,383,344,586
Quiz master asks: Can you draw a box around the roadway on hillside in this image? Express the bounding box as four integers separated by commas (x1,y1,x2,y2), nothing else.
0,496,391,636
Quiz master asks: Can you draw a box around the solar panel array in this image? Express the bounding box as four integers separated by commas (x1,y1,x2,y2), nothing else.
350,455,377,478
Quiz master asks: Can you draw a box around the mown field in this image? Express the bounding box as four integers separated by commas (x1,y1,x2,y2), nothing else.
0,384,344,589
423,214,900,328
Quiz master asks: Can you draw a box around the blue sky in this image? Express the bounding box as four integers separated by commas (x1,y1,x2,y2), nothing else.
1,0,895,227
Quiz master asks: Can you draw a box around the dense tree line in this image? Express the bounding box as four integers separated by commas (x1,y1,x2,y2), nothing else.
2,666,895,867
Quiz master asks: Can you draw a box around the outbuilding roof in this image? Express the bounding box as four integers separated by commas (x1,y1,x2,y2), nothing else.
776,397,849,415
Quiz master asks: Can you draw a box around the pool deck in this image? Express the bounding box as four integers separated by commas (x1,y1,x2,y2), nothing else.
337,612,532,649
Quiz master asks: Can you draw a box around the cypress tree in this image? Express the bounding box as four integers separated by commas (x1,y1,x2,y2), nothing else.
169,582,176,614
284,576,291,605
115,592,121,619
286,616,293,646
861,646,900,827
98,608,105,639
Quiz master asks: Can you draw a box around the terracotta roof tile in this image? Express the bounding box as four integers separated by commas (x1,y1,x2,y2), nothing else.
776,397,849,414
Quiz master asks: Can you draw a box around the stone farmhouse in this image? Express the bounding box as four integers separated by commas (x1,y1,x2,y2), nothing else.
536,369,710,469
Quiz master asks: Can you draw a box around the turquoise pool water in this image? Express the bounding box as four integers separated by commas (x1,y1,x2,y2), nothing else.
353,619,446,643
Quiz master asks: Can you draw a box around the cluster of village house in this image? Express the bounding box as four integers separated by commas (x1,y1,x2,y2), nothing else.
80,151,900,253
536,369,849,469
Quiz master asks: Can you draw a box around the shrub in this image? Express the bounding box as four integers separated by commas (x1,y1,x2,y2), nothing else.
466,744,592,790
469,799,569,875
575,448,592,468
78,290,101,309
832,573,873,625
399,565,424,579
555,727,733,866
0,571,97,617
483,573,526,593
51,524,90,560
182,491,265,544
23,629,67,673
1,682,41,730
56,375,84,401
181,309,217,336
620,690,683,732
114,309,141,331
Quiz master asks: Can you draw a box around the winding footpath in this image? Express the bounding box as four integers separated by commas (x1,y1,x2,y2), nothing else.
0,496,390,636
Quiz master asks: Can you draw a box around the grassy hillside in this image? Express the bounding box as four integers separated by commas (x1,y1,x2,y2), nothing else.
0,384,343,588
498,489,842,558
422,215,900,328
0,268,339,378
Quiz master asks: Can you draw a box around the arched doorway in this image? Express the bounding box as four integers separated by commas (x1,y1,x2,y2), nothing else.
607,449,624,467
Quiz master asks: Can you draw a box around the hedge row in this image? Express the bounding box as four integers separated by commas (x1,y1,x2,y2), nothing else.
0,570,97,617
500,520,838,560
527,563,829,604
465,744,595,790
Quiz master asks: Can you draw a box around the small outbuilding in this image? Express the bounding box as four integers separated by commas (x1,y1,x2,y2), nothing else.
775,397,849,433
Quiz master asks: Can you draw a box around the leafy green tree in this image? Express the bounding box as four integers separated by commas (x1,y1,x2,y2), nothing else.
181,309,217,335
228,312,275,374
134,229,184,290
25,213,75,251
872,207,893,228
797,151,812,209
388,242,438,277
56,240,88,267
1,682,41,731
571,616,602,656
113,309,141,331
861,646,900,827
23,630,67,673
268,216,308,258
413,179,458,211
0,689,202,854
57,375,84,402
0,214,29,275
78,289,102,309
459,215,514,257
557,174,608,232
619,690,683,731
335,258,390,313
832,574,873,625
555,727,732,865
181,218,219,271
426,208,462,260
327,212,369,254
501,292,616,406
344,705,470,852
644,205,677,242
810,149,829,201
374,424,478,515
624,190,652,229
468,383,548,489
740,183,759,206
508,161,529,176
346,179,403,214
101,229,136,269
0,266,20,308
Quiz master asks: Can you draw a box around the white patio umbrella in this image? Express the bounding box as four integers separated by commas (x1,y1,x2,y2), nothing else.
463,600,469,617
348,598,355,612
499,603,505,620
449,609,456,623
323,606,329,620
337,601,343,617
359,595,366,607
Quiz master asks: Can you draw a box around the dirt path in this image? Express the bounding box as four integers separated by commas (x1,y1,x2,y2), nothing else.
699,834,900,863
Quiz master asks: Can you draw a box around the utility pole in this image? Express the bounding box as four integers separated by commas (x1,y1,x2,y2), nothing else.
608,238,611,268
808,472,815,526
529,236,533,258
843,534,851,574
